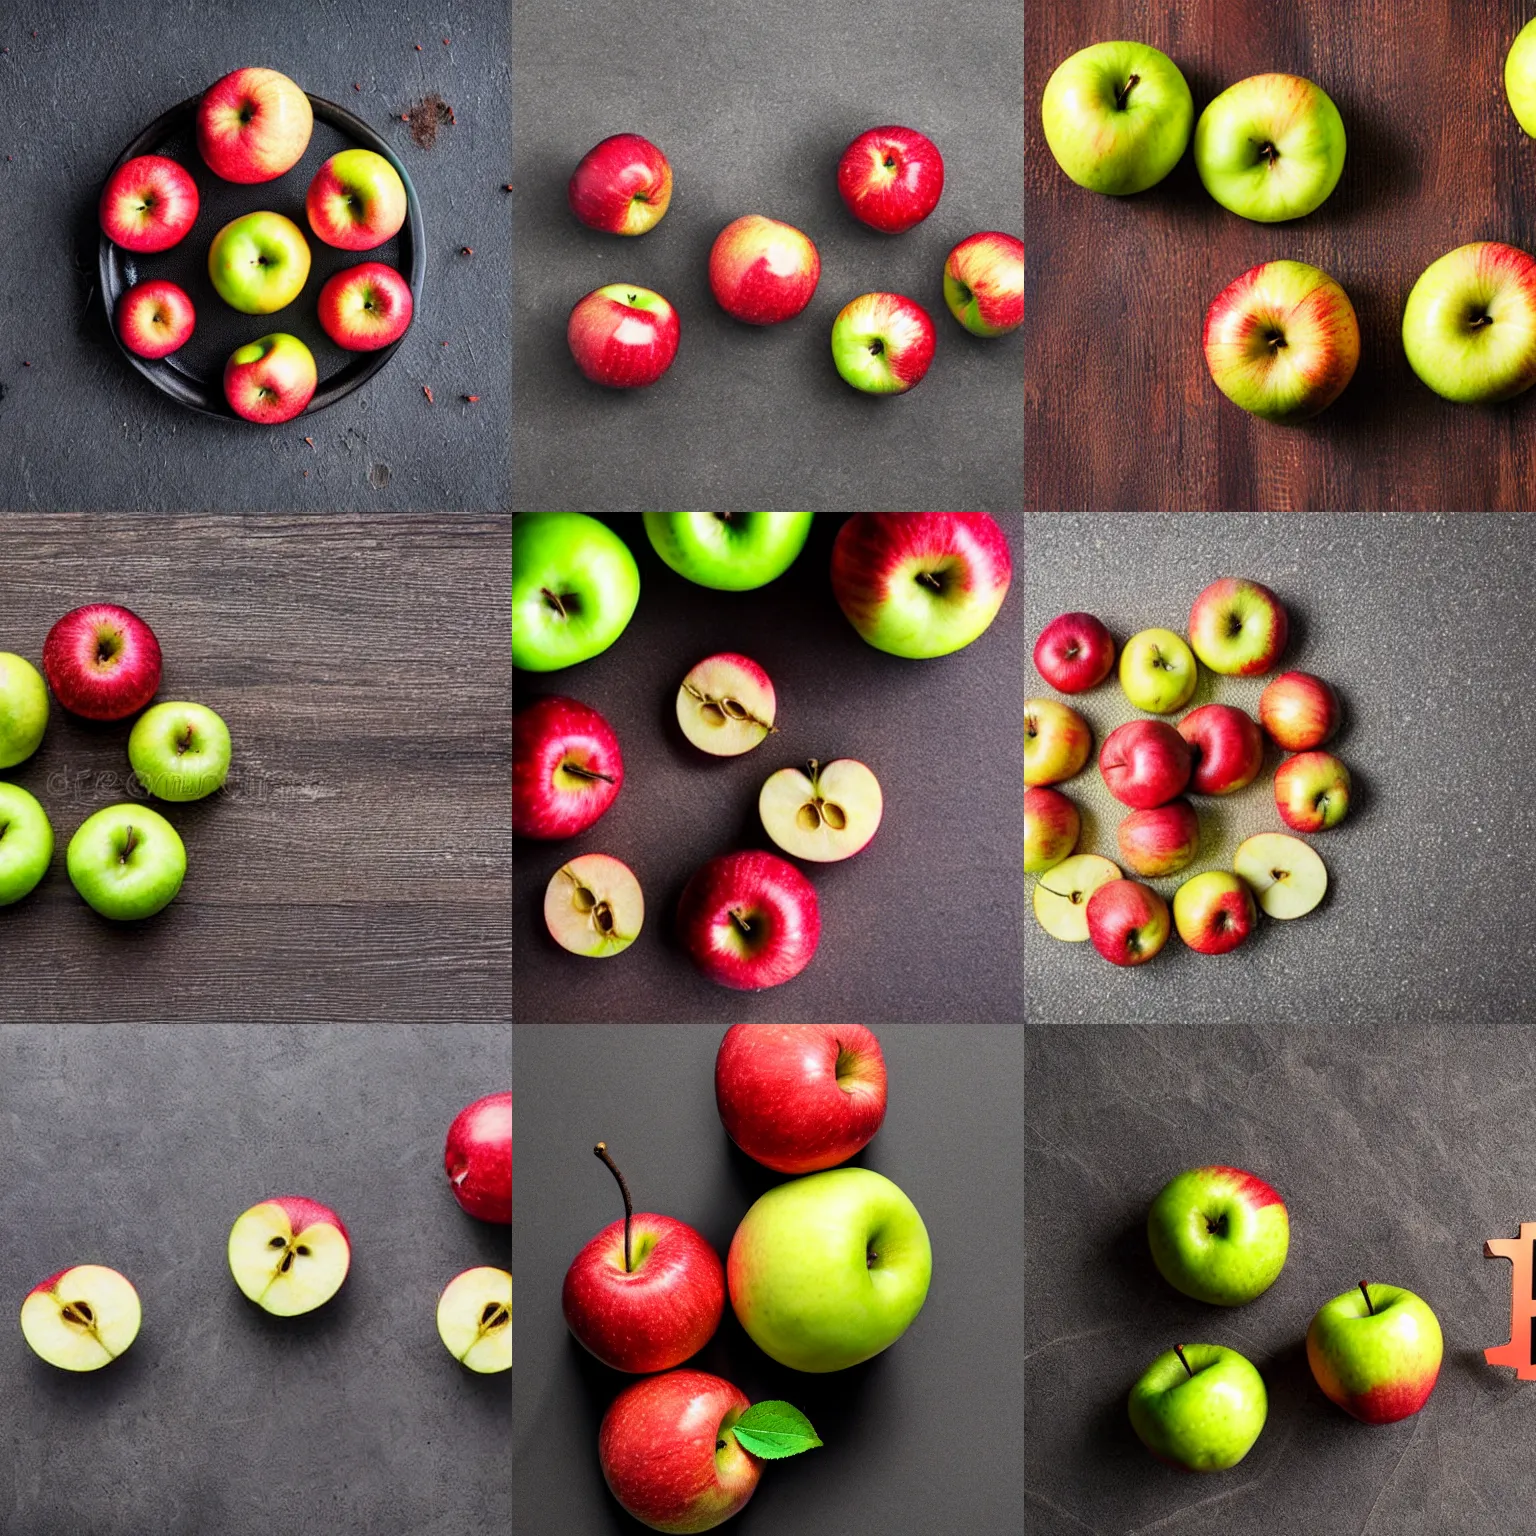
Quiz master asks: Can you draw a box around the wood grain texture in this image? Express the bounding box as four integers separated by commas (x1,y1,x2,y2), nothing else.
1027,0,1536,510
0,515,510,1023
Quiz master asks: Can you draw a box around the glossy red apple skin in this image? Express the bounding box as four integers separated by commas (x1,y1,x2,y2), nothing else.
99,154,200,252
512,696,624,840
444,1091,511,1224
600,1371,762,1531
1179,877,1257,956
1260,671,1340,751
944,231,1024,335
1117,800,1200,878
1085,879,1170,967
43,604,162,721
1033,612,1115,692
266,1194,350,1247
708,215,820,324
1099,720,1193,809
567,286,680,388
568,134,673,234
1274,751,1351,832
676,850,820,991
714,1024,887,1174
837,125,944,233
223,334,317,425
116,280,196,359
317,261,413,351
563,1214,725,1373
197,67,312,184
832,290,937,391
1177,703,1265,796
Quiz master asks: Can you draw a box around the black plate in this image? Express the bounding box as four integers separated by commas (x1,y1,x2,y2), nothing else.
98,92,426,421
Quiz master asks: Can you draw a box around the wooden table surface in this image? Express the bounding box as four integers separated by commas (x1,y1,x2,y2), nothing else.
1027,0,1536,511
0,516,510,1024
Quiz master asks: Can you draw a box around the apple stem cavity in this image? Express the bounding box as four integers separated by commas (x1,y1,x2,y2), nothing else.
540,586,575,619
562,761,614,785
1258,141,1279,165
1360,1280,1375,1315
1174,1343,1194,1378
119,827,140,863
1114,73,1140,111
594,1141,635,1273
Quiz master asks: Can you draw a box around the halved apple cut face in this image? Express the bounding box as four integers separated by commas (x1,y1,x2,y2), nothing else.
1233,832,1327,919
437,1266,511,1373
1032,854,1121,942
544,852,643,957
20,1264,142,1370
228,1196,351,1317
677,653,777,755
759,758,882,862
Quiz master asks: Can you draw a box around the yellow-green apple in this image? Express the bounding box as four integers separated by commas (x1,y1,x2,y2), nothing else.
645,512,815,590
513,696,623,839
1177,703,1264,795
759,759,881,862
1026,786,1080,875
943,231,1023,336
20,1265,141,1371
1100,719,1192,809
600,1371,762,1532
709,216,820,324
728,1167,931,1371
1117,800,1198,878
1204,260,1359,422
837,125,943,232
1188,578,1288,676
115,279,196,359
1233,832,1328,919
1307,1282,1443,1424
568,133,672,234
1041,41,1193,195
1034,610,1115,693
43,603,161,721
563,1142,724,1372
832,513,1012,657
831,291,935,394
1194,73,1345,221
676,653,776,756
445,1091,511,1223
1173,870,1257,955
545,853,644,957
1508,18,1536,136
98,154,198,252
197,67,312,183
1259,671,1340,750
1085,879,1170,966
0,783,51,905
317,261,413,351
0,651,48,764
1128,1343,1267,1472
1025,698,1091,786
437,1267,511,1373
568,284,679,387
714,1024,887,1175
128,701,232,801
67,804,186,920
1402,241,1536,402
675,850,819,990
227,1196,350,1316
512,512,641,671
1033,853,1120,941
306,149,407,250
1275,751,1350,831
1148,1165,1289,1304
1118,628,1197,712
208,211,311,313
223,333,317,424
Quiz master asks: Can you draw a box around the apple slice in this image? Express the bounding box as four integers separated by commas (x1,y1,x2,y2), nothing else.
437,1266,511,1373
1232,832,1328,919
544,852,644,957
759,758,882,862
677,653,777,756
228,1196,351,1316
1032,853,1120,942
20,1265,141,1371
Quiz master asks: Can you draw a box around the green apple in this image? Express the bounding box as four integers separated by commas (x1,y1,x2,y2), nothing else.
0,652,48,768
512,513,641,671
1194,73,1345,221
1508,19,1536,136
67,803,186,920
1147,1165,1290,1305
727,1167,931,1372
642,512,814,590
128,702,232,802
1118,629,1197,713
1041,41,1193,195
1306,1282,1443,1424
0,783,52,904
208,211,312,314
1128,1343,1267,1471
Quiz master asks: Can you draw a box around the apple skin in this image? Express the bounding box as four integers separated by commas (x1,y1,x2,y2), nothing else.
0,783,52,906
1259,671,1340,751
1026,786,1080,875
512,696,624,839
0,651,49,766
1033,611,1115,692
223,333,317,425
1118,628,1198,713
1307,1283,1443,1424
599,1370,762,1533
714,1023,887,1175
66,803,186,920
569,134,673,235
43,604,162,721
831,291,936,394
1177,703,1264,795
444,1091,512,1224
1508,19,1536,136
197,67,313,183
1025,698,1091,787
1147,1165,1289,1305
675,850,819,991
943,231,1023,337
208,212,312,315
644,512,813,591
1085,879,1171,966
568,283,680,388
305,149,407,251
127,701,232,801
99,154,199,253
116,279,196,360
1204,260,1359,422
316,261,413,351
1187,579,1288,676
1173,870,1258,956
512,513,641,671
1274,751,1351,831
1099,719,1192,809
1128,1343,1267,1472
1402,241,1536,403
709,216,820,324
837,125,943,233
1117,800,1199,878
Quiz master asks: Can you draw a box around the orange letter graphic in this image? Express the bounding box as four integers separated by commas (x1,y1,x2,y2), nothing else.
1485,1224,1536,1379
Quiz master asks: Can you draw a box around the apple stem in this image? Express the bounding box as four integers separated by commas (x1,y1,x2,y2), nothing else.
1259,141,1279,165
1174,1344,1194,1378
916,571,943,592
1359,1280,1374,1315
540,586,570,619
728,907,754,938
594,1142,634,1272
1115,73,1140,110
563,763,614,785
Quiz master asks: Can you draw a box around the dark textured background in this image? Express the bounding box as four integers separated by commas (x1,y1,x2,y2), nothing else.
513,514,1024,1025
0,1024,509,1536
0,515,511,1023
510,0,1023,513
512,1024,1024,1533
0,0,509,512
1027,0,1536,511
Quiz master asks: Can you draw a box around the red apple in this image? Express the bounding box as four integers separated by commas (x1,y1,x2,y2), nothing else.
708,215,821,325
1275,751,1351,832
1085,879,1171,967
1117,800,1200,878
676,850,819,991
1025,786,1080,875
1033,612,1115,692
197,67,313,184
43,604,162,721
317,261,414,351
1099,720,1192,809
1177,703,1264,796
512,696,624,840
568,133,673,235
830,291,936,394
305,149,408,251
223,333,316,425
98,154,199,253
1172,870,1258,956
568,284,679,388
837,125,944,233
1259,671,1340,751
115,280,196,359
943,231,1024,337
444,1091,511,1224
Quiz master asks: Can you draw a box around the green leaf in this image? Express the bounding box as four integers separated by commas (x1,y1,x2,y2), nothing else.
728,1400,823,1460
